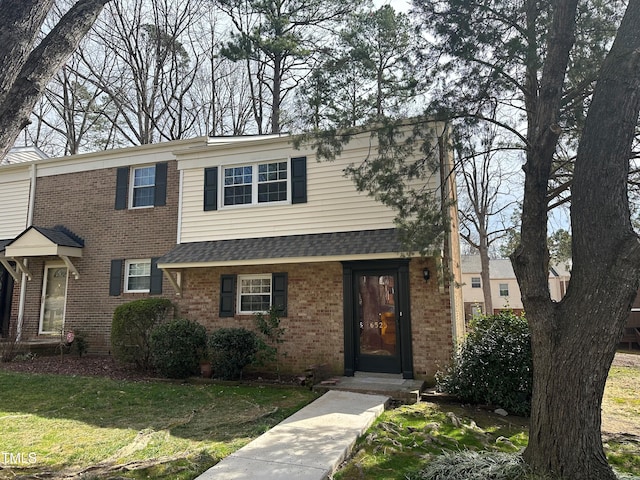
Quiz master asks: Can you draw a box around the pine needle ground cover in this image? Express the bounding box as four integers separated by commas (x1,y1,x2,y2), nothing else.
0,371,316,479
335,365,640,480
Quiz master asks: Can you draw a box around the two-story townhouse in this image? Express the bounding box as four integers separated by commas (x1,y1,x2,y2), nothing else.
1,131,463,381
0,138,205,352
158,131,464,380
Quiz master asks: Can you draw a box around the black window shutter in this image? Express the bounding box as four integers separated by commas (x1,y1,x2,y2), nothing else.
109,259,123,296
272,272,288,317
291,156,307,204
149,257,163,294
219,274,236,317
204,167,218,211
154,162,168,207
115,167,129,210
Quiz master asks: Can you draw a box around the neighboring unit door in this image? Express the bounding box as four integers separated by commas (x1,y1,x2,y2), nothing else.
40,265,68,334
343,260,414,378
355,272,401,374
0,266,13,337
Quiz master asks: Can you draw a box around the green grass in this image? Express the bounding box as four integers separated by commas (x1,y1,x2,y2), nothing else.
0,371,317,479
335,365,640,480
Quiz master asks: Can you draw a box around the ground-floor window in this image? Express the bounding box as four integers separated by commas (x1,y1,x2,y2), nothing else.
237,274,272,314
124,259,151,293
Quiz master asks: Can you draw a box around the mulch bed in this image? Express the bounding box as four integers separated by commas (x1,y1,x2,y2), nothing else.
0,355,153,381
0,354,306,386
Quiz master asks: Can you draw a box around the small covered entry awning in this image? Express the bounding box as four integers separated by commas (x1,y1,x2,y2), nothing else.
0,226,84,282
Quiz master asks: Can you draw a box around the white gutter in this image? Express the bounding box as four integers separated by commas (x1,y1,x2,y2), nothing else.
16,163,37,340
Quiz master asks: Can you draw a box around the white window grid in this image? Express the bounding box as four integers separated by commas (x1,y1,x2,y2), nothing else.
222,160,289,208
237,274,272,314
130,165,156,208
124,259,151,293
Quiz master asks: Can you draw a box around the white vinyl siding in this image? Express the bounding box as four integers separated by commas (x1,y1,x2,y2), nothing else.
0,177,31,239
179,147,435,243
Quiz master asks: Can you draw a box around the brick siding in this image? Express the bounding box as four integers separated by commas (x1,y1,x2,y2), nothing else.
173,258,454,380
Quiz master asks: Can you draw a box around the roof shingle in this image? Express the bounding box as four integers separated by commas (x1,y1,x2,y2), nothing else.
159,229,402,265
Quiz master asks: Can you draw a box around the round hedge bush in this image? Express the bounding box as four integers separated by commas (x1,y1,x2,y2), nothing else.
209,328,259,380
150,318,208,378
111,298,174,370
437,311,532,416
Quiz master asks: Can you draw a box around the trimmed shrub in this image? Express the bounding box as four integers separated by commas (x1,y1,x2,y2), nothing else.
150,318,208,379
111,298,174,370
209,328,259,380
437,311,532,416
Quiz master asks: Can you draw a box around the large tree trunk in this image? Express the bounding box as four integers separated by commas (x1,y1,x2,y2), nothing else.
514,1,640,478
0,0,111,161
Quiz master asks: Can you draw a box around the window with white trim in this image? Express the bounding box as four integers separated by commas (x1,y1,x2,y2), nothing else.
499,283,509,297
471,277,481,288
237,274,272,314
223,161,288,207
130,165,156,208
124,259,151,292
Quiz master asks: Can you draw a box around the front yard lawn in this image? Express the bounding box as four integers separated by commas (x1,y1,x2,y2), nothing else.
335,364,640,480
0,371,317,479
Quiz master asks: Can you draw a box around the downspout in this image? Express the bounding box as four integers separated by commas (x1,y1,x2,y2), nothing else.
16,163,37,340
177,169,183,245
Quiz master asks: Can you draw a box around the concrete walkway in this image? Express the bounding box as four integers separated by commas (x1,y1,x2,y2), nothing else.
196,390,389,480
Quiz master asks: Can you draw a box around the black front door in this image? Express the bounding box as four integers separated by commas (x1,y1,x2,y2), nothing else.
0,266,14,337
343,260,414,378
355,272,401,373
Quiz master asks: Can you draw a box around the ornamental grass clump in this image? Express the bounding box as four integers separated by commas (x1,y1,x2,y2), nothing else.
437,311,532,416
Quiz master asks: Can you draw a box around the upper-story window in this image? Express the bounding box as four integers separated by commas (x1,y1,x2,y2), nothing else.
223,161,288,207
499,283,509,296
115,162,168,210
131,166,156,208
471,277,481,288
203,156,307,211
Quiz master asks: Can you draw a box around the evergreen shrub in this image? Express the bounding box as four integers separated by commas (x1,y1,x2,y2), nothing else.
437,311,532,416
111,298,173,369
209,328,259,380
150,318,208,378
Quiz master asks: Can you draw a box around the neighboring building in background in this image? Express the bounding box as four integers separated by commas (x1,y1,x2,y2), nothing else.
460,255,571,322
0,128,464,381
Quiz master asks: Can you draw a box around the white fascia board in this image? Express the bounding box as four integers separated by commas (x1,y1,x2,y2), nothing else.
32,137,208,177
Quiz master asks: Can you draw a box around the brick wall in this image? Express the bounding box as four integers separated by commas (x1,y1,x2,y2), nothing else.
173,258,454,380
10,161,180,353
408,257,455,381
173,262,346,375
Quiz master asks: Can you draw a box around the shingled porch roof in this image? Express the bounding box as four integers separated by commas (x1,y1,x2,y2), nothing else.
157,228,405,268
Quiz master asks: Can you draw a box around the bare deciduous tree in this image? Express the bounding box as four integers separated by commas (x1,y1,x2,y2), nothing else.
0,0,112,161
